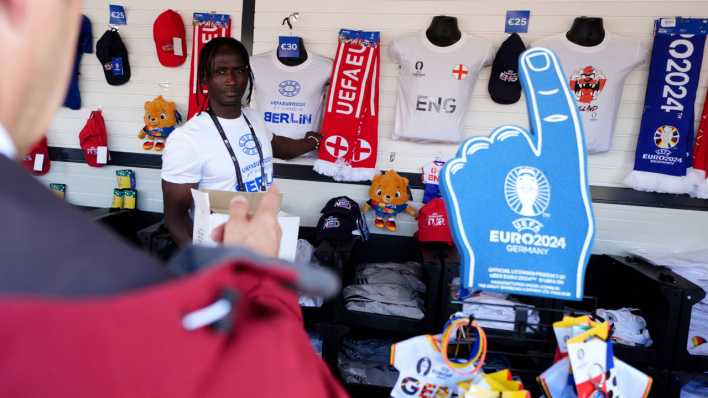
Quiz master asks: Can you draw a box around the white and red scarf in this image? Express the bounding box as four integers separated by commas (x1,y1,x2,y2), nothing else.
314,29,380,181
187,13,231,120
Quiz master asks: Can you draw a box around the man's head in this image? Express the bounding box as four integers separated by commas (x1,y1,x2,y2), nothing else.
0,0,83,154
197,37,253,115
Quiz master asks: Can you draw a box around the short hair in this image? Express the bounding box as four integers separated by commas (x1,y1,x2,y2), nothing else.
197,37,254,112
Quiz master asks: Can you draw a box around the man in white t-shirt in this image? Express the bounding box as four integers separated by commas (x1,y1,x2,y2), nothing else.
251,50,332,142
533,33,645,153
389,31,493,143
162,38,322,245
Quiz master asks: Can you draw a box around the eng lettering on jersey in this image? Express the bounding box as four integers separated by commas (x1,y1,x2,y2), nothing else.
416,96,457,113
334,45,367,116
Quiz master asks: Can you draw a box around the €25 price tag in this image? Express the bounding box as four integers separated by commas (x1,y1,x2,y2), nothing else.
505,10,530,33
109,4,127,25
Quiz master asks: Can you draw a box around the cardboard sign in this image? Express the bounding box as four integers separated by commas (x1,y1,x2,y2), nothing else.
191,189,300,262
440,48,595,300
505,10,530,33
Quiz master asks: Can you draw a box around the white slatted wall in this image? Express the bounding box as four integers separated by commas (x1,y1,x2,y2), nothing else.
39,0,708,255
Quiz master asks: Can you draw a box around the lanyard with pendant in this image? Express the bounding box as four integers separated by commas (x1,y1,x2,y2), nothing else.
207,109,267,192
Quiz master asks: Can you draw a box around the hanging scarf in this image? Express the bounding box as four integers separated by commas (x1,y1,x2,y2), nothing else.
314,29,380,181
691,90,708,198
624,18,708,194
187,13,231,120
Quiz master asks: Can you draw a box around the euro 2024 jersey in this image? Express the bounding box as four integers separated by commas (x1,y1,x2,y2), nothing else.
389,31,493,143
251,50,333,140
533,33,645,153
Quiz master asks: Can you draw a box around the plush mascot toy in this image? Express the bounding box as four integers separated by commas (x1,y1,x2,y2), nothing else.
363,169,417,232
138,96,182,151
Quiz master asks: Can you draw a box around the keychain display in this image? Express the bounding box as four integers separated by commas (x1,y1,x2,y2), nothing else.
539,316,652,398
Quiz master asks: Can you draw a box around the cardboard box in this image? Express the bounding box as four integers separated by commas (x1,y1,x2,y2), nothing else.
191,189,300,262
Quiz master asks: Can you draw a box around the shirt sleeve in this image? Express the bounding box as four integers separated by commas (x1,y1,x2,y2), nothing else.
483,42,495,67
161,129,202,184
388,37,402,65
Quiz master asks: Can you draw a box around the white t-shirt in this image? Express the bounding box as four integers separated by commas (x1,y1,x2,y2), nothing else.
389,31,493,143
251,50,332,140
533,33,645,153
161,109,273,192
390,335,477,398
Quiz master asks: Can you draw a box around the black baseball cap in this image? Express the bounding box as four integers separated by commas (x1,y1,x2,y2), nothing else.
488,33,526,105
96,29,131,85
320,196,361,218
316,214,359,243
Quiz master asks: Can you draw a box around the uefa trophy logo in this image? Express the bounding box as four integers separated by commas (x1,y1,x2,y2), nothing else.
504,166,551,218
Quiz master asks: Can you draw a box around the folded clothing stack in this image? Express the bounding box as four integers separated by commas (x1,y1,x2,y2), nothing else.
338,338,399,387
635,250,708,355
343,262,426,320
459,292,540,333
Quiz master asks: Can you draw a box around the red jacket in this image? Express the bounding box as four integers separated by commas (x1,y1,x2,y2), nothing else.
0,259,348,398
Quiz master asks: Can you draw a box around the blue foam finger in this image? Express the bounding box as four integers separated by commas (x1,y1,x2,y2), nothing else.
440,48,594,301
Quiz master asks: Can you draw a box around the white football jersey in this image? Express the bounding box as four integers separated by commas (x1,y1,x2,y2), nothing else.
533,34,645,153
390,335,478,398
389,31,493,143
251,50,333,140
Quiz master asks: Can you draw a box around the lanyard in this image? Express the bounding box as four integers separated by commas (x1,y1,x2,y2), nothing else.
207,109,267,192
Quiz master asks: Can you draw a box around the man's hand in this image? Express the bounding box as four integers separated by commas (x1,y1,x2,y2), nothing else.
211,186,282,258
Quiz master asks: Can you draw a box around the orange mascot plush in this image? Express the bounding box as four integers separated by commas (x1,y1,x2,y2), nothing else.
363,169,417,232
137,96,182,152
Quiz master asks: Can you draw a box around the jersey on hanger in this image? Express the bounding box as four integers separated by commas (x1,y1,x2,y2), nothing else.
389,31,493,143
251,51,332,140
390,335,478,398
533,33,645,153
421,160,445,203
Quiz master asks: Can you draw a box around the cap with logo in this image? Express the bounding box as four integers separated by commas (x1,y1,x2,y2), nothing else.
488,33,526,105
79,110,109,167
316,196,368,243
153,10,187,67
96,29,131,85
316,213,359,243
416,198,453,246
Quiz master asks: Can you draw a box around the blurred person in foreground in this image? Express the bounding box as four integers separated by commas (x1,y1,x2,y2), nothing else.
0,1,344,397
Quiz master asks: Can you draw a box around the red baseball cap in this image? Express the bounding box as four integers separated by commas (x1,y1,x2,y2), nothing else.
153,10,187,67
22,136,50,175
417,198,453,245
79,110,109,167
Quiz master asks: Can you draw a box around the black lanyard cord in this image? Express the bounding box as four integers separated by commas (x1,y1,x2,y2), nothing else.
207,109,267,192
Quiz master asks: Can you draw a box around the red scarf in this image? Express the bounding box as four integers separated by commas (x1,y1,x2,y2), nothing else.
315,30,380,181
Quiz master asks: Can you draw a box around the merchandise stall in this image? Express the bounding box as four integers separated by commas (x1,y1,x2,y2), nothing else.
34,1,708,397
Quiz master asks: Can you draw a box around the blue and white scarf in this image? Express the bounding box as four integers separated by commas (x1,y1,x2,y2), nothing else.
625,18,708,194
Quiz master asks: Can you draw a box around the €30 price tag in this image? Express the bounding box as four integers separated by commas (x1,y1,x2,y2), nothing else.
278,36,301,58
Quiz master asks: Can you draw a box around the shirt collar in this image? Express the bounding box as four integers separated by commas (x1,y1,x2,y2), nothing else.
0,122,17,159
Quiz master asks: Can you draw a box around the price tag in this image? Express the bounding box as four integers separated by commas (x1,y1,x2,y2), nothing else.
109,4,127,25
33,154,45,171
173,37,184,56
278,36,301,58
97,146,108,165
111,57,124,76
505,10,530,33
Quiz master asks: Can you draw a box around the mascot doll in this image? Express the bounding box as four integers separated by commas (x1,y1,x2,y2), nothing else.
363,169,417,232
138,96,182,151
